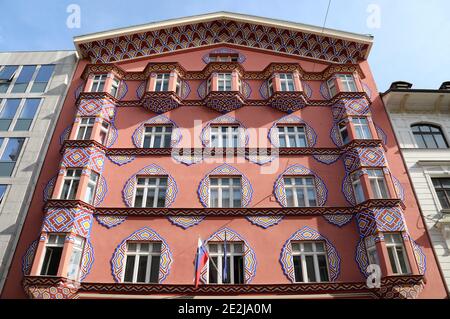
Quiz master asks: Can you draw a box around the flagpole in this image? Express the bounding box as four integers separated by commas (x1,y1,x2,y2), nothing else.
194,238,223,285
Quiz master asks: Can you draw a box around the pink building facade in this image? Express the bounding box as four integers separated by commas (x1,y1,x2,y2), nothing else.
1,13,448,299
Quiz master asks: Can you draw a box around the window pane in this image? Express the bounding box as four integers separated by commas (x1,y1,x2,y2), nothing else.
1,138,24,162
396,247,409,274
0,185,7,204
40,246,63,276
145,189,156,208
134,188,144,207
233,255,244,284
31,65,55,92
157,187,166,207
305,255,317,282
423,134,438,148
295,188,306,207
136,256,148,283
12,66,36,93
150,255,160,283
124,256,135,282
0,66,18,81
209,257,218,283
317,255,329,281
0,99,20,131
387,247,399,274
210,189,219,208
293,256,303,282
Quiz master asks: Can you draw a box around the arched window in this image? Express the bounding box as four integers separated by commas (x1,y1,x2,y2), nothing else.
411,124,448,149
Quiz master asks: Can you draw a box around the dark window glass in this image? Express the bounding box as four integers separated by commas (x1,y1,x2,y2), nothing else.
12,65,36,93
208,256,218,284
305,255,317,282
40,246,63,276
150,255,160,283
317,255,329,281
0,66,18,93
293,255,303,283
136,255,148,283
432,178,450,209
0,99,20,131
123,256,135,282
412,124,448,149
31,65,55,93
0,184,7,204
233,255,244,284
13,99,40,131
0,138,25,176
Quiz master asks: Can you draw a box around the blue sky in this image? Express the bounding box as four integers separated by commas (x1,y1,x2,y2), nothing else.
0,0,449,91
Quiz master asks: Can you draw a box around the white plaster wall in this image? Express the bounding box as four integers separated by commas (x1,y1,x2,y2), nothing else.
0,51,77,292
389,112,450,288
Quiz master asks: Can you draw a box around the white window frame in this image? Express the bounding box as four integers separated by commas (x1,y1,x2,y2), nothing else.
351,173,366,204
59,168,82,200
99,120,110,145
277,126,307,147
40,234,65,276
364,235,380,266
284,177,317,207
210,125,240,148
217,73,232,91
84,171,99,204
132,176,167,208
338,74,358,92
154,73,170,92
110,78,120,98
66,236,85,280
352,117,372,140
122,242,162,283
267,78,274,96
175,76,182,96
327,78,337,97
338,121,350,144
279,73,295,92
384,233,411,275
90,74,107,93
367,169,389,199
207,242,244,284
209,177,242,208
291,241,329,283
142,125,173,148
76,117,95,140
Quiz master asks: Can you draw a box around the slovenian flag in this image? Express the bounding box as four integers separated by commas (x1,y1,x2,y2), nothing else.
194,238,209,288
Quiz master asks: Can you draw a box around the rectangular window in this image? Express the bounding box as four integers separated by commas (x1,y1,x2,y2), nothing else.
0,184,7,204
278,126,307,147
432,178,450,209
66,236,85,280
209,177,242,208
0,66,18,93
338,74,357,92
76,117,95,140
368,169,389,199
30,65,55,93
0,138,25,177
0,99,21,131
291,241,329,283
110,78,120,98
12,65,37,93
40,234,65,276
284,177,317,207
338,121,350,144
352,117,372,139
351,173,366,204
60,169,82,200
279,73,295,92
385,233,410,275
327,78,337,97
206,77,212,94
13,99,41,131
210,126,239,148
207,242,244,284
133,177,167,208
268,78,274,96
155,73,170,92
365,235,380,266
217,73,232,91
84,171,99,204
90,74,107,92
123,242,161,283
142,126,172,148
99,121,110,145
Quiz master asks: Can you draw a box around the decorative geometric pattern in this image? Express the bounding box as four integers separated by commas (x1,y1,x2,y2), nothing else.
205,91,244,113
95,215,127,229
78,19,370,64
356,207,406,238
198,164,253,208
200,227,257,284
168,216,205,229
80,239,94,281
323,215,353,227
59,125,72,145
77,98,116,121
302,81,313,98
342,173,358,206
355,238,370,278
136,81,146,99
330,121,344,147
245,153,277,166
117,80,128,100
107,155,136,166
246,216,283,229
409,235,426,276
180,80,191,99
122,164,178,208
61,146,106,174
376,125,388,145
171,149,204,166
331,98,370,122
106,123,118,147
197,80,207,99
259,80,270,99
280,226,341,282
22,239,38,275
43,176,57,202
313,154,341,165
268,114,317,148
93,175,108,206
132,115,182,148
26,283,79,299
201,115,249,147
42,207,93,238
343,147,386,173
110,227,173,283
202,48,246,64
274,164,328,207
320,81,331,99
392,176,405,201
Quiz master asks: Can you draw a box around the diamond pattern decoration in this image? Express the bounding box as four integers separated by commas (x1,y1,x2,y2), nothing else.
42,207,93,238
